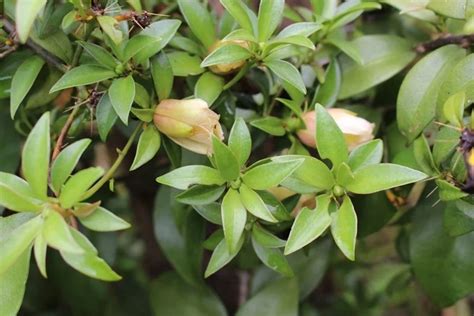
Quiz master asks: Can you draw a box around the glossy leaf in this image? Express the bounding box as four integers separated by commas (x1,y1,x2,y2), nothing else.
151,52,174,101
252,225,286,248
242,158,303,190
0,172,41,212
96,93,118,141
220,0,257,34
178,0,216,48
265,59,306,94
16,0,47,43
51,138,91,194
205,237,244,278
134,20,181,63
61,251,121,281
156,166,225,190
195,72,225,105
10,56,45,118
59,167,104,209
78,206,130,232
22,112,50,200
250,117,286,136
413,134,438,175
168,51,205,77
252,237,293,277
229,118,251,167
240,183,277,222
346,163,427,194
97,16,123,44
50,65,117,92
330,196,357,260
78,41,119,70
201,44,252,67
221,188,247,253
109,75,136,124
348,139,383,171
212,136,240,181
312,58,341,107
315,104,348,168
285,194,332,255
43,211,83,254
257,0,284,41
176,185,226,205
131,125,161,171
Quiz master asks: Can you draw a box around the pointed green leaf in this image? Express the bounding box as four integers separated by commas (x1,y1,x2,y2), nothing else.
312,58,341,107
331,196,357,260
346,163,428,194
443,91,465,127
151,52,174,101
257,0,284,41
109,75,135,124
252,225,286,248
78,206,130,232
228,117,251,167
252,237,293,276
168,51,205,77
284,194,332,255
178,0,217,48
78,41,119,70
16,0,47,43
61,251,121,281
315,104,348,168
33,233,47,278
10,56,45,118
212,136,240,181
250,116,286,136
22,112,50,200
195,72,225,105
220,0,257,34
242,159,303,190
201,44,252,67
205,237,244,278
51,138,91,194
130,125,161,171
59,167,104,209
239,183,277,222
156,166,225,190
348,139,383,171
265,59,306,94
50,65,117,92
413,134,439,176
97,15,123,44
134,20,181,64
222,189,247,253
176,185,226,205
96,93,118,141
0,173,42,212
43,211,83,254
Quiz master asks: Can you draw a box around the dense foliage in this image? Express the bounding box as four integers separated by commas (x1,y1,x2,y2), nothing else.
1,0,474,315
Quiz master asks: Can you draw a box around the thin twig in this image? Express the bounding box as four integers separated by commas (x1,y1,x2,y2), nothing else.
2,18,67,72
415,34,474,53
52,105,81,160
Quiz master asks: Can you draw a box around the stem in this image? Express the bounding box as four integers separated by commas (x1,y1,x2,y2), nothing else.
415,34,474,53
52,105,81,160
223,63,251,90
81,123,143,200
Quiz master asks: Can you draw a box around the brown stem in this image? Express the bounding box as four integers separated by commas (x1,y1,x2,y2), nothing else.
2,18,67,72
52,105,81,160
415,34,474,53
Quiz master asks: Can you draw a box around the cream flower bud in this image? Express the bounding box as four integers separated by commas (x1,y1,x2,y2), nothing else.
297,108,375,151
153,99,224,155
208,40,250,75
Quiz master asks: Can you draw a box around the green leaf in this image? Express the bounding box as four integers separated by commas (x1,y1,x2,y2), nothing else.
427,0,466,18
15,0,47,43
315,104,348,168
61,251,121,281
326,36,363,65
176,185,226,205
284,194,332,255
134,20,181,64
151,52,174,101
0,246,31,316
96,93,118,141
51,138,91,194
109,75,136,124
59,167,104,209
410,198,474,307
284,155,335,190
252,237,293,277
220,0,257,34
195,72,225,105
193,203,222,225
444,200,474,237
436,179,468,201
348,139,383,171
10,56,45,118
0,172,42,212
339,35,415,99
397,45,465,142
123,35,162,62
312,58,341,108
33,233,47,277
78,41,119,70
257,0,284,41
229,118,251,167
97,15,123,45
130,125,161,171
442,91,465,127
240,183,277,222
221,188,247,253
236,278,298,316
154,187,205,285
78,206,130,232
50,65,117,92
43,211,83,254
413,134,438,175
433,127,460,166
0,215,42,275
265,59,306,94
346,163,427,194
205,237,244,277
242,158,303,190
250,116,286,136
330,196,357,260
168,51,205,77
22,112,50,200
178,0,216,48
156,165,225,190
276,22,322,38
212,136,240,181
150,272,227,316
252,225,286,248
201,44,252,67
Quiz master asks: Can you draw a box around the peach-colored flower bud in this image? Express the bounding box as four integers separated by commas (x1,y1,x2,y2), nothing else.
153,99,224,155
297,108,375,151
208,40,250,75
